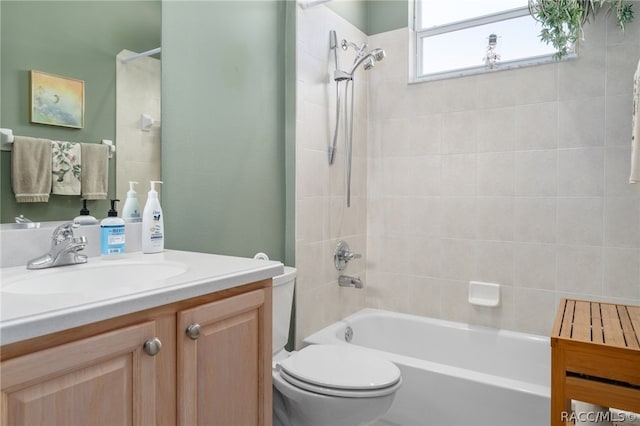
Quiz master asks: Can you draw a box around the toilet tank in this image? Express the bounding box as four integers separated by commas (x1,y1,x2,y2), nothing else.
272,266,296,355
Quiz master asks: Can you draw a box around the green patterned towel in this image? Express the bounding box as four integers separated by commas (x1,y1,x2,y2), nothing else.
51,140,81,195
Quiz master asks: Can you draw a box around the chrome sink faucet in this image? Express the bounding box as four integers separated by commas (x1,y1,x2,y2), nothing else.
27,222,88,269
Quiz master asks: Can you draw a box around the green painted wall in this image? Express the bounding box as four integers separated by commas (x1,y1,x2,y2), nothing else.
0,1,160,223
327,0,369,33
327,0,408,35
367,0,408,34
162,1,289,262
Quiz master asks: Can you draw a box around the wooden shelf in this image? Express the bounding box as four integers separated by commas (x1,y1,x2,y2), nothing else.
551,299,640,425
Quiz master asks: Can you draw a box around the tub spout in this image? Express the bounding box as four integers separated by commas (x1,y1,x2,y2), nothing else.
339,275,363,289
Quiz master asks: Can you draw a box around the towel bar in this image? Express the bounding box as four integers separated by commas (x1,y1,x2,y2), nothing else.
0,128,14,150
0,128,115,158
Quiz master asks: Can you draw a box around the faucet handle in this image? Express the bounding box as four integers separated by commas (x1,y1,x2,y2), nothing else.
52,222,78,245
334,240,361,271
71,235,88,245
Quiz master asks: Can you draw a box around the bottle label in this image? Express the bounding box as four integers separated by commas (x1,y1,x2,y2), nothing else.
101,225,125,255
149,210,163,243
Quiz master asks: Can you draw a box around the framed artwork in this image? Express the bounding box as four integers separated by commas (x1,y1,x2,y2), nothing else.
30,70,84,129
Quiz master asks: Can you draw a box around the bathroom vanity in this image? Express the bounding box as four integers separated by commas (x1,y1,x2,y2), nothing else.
0,250,282,425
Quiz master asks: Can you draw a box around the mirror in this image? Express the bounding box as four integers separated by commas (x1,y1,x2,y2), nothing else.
0,0,161,223
115,49,161,212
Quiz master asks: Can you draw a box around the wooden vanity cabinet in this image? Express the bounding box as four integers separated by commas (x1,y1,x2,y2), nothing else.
0,280,273,426
178,288,272,426
1,321,158,425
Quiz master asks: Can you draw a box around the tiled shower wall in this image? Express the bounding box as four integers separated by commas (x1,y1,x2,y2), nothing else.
296,6,640,342
295,6,369,345
367,18,640,335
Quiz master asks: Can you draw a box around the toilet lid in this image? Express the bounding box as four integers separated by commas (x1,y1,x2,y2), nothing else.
278,345,401,391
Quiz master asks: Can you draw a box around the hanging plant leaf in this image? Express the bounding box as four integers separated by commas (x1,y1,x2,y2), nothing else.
529,0,634,59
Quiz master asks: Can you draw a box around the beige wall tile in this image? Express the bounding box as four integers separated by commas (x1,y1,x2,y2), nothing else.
477,152,515,196
514,103,558,151
514,198,557,243
557,245,603,295
441,154,477,196
558,98,605,148
515,150,557,196
442,111,477,154
603,247,640,299
476,107,516,153
604,197,640,248
513,243,557,290
557,197,604,246
475,197,514,241
557,148,604,196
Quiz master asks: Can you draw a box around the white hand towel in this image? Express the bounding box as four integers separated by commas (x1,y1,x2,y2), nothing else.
630,58,640,183
11,136,52,202
51,140,81,195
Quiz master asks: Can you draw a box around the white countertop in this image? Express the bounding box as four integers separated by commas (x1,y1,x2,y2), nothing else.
0,250,284,345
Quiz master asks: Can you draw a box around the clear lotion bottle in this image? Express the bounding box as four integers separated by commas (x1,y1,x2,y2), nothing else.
142,181,164,254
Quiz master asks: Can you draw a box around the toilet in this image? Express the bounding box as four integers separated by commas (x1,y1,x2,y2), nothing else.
272,267,401,426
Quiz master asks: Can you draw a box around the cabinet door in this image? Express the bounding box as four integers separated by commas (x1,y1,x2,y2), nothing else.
178,288,272,426
1,321,157,426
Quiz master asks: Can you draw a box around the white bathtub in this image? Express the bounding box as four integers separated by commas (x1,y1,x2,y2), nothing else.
304,308,550,426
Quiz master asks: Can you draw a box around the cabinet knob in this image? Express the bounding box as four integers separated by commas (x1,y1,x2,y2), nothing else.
186,323,201,340
143,337,162,356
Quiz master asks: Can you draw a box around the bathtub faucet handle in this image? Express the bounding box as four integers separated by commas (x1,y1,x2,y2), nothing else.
339,275,363,289
345,251,361,261
334,240,361,270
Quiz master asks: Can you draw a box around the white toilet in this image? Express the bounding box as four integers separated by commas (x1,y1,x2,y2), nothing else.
272,267,401,426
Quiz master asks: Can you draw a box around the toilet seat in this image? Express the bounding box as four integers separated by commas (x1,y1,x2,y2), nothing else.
277,345,401,398
278,368,402,398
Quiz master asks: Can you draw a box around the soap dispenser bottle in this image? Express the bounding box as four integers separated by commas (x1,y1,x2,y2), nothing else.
122,181,141,223
142,181,164,254
101,199,126,256
74,199,98,225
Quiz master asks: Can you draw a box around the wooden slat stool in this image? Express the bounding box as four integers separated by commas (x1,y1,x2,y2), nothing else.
551,299,640,426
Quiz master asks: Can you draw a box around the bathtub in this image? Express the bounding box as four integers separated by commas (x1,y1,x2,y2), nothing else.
303,308,550,426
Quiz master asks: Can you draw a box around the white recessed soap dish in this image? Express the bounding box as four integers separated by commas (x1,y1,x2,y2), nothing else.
468,281,501,307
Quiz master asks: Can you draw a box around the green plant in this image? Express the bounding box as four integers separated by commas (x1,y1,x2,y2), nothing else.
529,0,634,59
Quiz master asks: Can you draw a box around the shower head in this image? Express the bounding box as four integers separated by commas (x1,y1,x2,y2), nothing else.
363,56,375,71
371,48,386,62
349,46,385,74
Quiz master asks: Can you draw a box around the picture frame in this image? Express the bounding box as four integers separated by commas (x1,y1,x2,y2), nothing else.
30,70,84,129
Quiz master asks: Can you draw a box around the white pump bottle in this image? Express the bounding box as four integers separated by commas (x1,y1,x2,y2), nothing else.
142,181,164,253
122,181,141,223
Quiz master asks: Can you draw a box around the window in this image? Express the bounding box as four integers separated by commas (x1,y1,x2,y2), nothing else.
414,0,568,81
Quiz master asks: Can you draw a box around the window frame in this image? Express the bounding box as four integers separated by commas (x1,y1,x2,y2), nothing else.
411,1,574,82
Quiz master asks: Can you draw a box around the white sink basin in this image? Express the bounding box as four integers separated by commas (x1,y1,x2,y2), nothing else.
0,249,284,346
2,261,187,297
